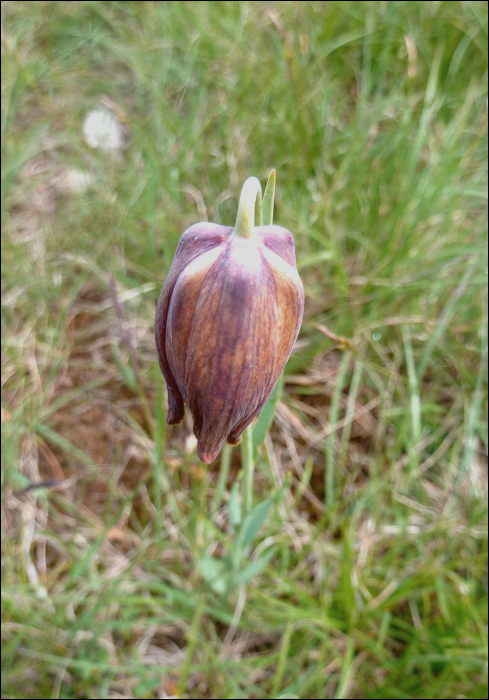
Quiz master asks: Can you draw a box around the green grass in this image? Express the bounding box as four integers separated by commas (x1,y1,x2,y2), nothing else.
1,1,487,698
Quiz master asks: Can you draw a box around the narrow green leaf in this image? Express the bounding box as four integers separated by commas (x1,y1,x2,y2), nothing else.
237,546,277,585
335,636,355,699
402,325,422,446
272,622,294,698
178,600,205,697
239,496,275,548
262,169,276,226
418,263,474,380
326,351,352,507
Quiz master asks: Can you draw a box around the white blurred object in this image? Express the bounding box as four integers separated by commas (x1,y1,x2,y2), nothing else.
50,167,94,195
63,168,94,193
185,434,198,454
83,108,124,152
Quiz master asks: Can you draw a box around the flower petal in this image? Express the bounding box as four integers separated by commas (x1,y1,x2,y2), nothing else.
184,239,278,463
155,223,232,424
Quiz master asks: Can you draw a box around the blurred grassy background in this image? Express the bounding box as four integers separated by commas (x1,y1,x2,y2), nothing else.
1,1,488,698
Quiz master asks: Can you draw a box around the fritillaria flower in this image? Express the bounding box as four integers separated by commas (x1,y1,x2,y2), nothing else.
155,177,304,464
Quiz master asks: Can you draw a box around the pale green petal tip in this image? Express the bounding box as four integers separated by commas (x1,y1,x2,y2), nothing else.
233,176,263,239
233,170,276,237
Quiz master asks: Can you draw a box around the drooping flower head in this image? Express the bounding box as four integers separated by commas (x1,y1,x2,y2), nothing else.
155,177,304,464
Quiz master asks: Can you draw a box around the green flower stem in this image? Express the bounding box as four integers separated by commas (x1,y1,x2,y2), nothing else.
241,423,254,516
211,442,232,516
233,176,262,238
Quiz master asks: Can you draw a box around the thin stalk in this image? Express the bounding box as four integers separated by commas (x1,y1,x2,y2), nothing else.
211,443,232,516
241,423,254,516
